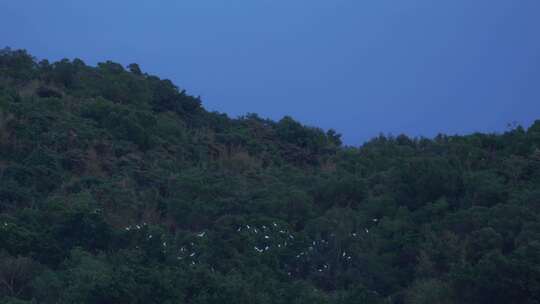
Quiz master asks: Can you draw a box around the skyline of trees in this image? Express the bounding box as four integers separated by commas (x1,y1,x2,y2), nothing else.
1,48,540,303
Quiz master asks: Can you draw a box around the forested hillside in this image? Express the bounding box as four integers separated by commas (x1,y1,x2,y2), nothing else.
1,48,540,304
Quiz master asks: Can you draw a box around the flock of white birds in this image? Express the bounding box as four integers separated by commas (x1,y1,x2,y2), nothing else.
121,218,379,272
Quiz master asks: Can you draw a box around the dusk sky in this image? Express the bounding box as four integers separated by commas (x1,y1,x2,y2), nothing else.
2,0,539,144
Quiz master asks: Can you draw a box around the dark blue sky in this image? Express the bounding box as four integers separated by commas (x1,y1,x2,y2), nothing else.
2,1,539,144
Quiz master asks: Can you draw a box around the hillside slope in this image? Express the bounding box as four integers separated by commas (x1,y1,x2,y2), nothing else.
1,48,540,304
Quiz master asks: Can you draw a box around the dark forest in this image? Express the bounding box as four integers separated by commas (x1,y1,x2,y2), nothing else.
1,48,539,303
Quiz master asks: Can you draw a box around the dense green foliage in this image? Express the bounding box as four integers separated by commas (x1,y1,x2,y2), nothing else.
1,48,540,303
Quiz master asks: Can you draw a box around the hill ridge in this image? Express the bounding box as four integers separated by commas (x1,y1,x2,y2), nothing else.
1,48,540,303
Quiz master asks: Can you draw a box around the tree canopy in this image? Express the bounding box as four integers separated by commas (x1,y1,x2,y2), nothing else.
1,48,540,303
